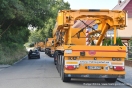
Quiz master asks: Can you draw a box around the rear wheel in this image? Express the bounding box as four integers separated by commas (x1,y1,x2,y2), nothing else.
45,49,48,54
28,56,31,59
105,78,117,83
56,54,59,72
61,58,71,82
59,55,62,76
54,52,57,65
54,59,56,65
49,53,52,57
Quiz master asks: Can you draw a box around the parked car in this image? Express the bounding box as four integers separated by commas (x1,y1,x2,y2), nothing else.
28,49,40,59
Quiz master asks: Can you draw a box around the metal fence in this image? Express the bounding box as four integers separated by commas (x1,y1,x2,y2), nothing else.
127,46,132,59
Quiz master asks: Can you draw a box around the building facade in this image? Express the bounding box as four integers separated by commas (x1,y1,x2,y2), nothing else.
113,0,132,46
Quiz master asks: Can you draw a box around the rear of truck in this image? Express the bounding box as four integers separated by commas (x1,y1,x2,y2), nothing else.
45,38,54,57
63,27,126,83
53,9,127,82
35,42,45,52
63,45,126,82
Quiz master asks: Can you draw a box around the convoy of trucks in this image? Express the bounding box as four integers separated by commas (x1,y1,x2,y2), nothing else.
51,9,127,82
35,9,127,83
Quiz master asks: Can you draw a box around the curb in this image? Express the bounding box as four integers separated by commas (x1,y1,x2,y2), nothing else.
0,55,27,72
13,55,27,65
117,79,132,87
0,65,11,72
0,65,11,68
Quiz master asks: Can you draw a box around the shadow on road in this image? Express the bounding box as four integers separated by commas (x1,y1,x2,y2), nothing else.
64,78,125,87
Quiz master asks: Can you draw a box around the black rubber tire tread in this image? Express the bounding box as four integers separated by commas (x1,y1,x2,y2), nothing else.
61,58,71,82
54,52,57,65
105,78,117,83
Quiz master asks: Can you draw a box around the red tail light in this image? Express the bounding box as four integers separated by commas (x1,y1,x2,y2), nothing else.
65,65,76,70
113,66,124,71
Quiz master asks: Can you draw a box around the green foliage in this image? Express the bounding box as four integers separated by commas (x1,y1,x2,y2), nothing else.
0,43,27,65
0,0,70,64
128,58,132,60
128,37,132,52
102,37,123,46
28,30,46,43
29,43,35,47
129,37,132,46
102,39,111,46
116,37,123,46
28,0,70,43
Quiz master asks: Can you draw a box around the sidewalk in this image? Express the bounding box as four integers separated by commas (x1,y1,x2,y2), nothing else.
118,66,132,87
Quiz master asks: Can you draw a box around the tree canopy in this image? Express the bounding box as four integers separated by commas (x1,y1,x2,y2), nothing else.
0,0,70,63
0,0,70,44
28,0,70,43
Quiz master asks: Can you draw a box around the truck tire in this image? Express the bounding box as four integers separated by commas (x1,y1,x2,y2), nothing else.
28,56,31,59
57,54,61,74
54,59,57,65
59,55,62,76
49,53,52,57
61,59,71,82
105,78,117,83
45,49,47,54
54,52,57,65
56,54,59,72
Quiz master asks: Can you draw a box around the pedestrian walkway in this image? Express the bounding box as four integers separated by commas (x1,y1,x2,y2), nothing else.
118,66,132,87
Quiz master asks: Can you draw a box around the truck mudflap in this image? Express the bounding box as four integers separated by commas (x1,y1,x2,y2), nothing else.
65,74,125,78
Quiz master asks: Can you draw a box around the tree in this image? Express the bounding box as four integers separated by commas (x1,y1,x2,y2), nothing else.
28,0,70,43
0,0,70,64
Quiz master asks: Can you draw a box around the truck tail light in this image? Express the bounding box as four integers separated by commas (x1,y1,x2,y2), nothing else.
113,66,124,71
65,65,76,70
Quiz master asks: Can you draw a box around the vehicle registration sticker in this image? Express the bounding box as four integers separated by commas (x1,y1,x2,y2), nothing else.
88,66,101,70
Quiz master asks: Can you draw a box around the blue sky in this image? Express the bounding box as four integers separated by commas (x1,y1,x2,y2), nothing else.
64,0,120,10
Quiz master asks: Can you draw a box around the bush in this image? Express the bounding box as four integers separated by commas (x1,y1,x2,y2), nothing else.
29,43,35,47
116,37,123,46
102,37,123,46
0,43,27,65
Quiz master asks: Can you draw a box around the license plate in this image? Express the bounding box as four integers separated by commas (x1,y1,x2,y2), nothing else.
32,53,36,54
88,66,101,70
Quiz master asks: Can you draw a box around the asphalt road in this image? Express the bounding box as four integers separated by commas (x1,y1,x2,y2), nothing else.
0,52,130,88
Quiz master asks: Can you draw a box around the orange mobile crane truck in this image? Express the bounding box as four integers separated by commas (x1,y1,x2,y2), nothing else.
34,42,45,52
45,38,55,57
53,9,127,82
